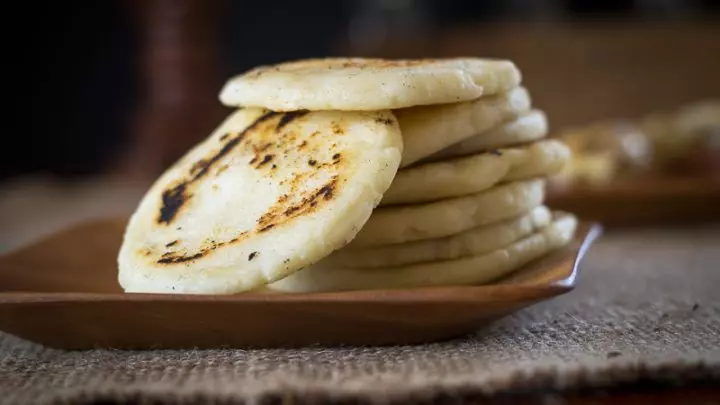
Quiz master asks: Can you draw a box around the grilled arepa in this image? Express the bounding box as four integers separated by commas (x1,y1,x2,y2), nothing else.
219,57,521,111
118,108,403,294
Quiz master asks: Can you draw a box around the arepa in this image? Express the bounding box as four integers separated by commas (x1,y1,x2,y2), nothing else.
325,205,552,268
268,212,577,293
219,57,521,111
397,87,531,167
381,139,570,205
118,108,403,294
425,109,549,162
348,179,545,247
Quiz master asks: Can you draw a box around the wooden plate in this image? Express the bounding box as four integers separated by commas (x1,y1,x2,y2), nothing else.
0,219,601,350
547,176,720,227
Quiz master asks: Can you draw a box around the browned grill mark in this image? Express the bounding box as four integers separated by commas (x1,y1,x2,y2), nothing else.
284,205,301,216
308,159,317,166
159,184,188,226
251,142,273,155
219,132,232,142
331,123,344,135
248,251,258,261
217,164,229,175
317,181,335,200
158,252,203,264
190,159,209,175
156,233,248,264
332,153,341,160
165,240,178,248
298,140,308,149
256,154,274,168
157,110,281,225
276,110,309,131
256,176,339,233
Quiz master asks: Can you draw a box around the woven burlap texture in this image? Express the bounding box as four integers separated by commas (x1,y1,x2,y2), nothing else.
1,226,719,404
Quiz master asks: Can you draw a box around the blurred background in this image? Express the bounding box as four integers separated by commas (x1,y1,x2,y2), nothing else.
2,0,719,251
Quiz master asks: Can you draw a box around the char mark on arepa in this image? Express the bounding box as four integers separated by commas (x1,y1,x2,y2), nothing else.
157,235,244,264
255,176,339,234
276,110,309,131
156,111,281,225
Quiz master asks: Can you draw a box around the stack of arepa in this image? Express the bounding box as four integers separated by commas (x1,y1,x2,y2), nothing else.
117,58,577,295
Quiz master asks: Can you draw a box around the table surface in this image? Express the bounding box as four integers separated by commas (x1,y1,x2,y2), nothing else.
473,386,720,404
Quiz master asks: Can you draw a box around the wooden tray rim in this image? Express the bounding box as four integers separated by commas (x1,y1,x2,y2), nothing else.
0,223,602,305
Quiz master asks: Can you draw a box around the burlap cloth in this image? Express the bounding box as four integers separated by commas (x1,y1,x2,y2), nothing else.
1,225,719,404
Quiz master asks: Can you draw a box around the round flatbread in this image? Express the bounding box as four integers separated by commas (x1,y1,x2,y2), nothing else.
381,139,570,206
219,57,521,111
397,87,531,167
325,205,552,268
268,212,577,293
348,179,545,248
425,109,548,162
118,108,403,294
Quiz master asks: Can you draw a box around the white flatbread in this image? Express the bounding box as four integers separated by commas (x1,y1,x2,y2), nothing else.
381,139,570,206
397,87,531,167
219,57,521,111
118,108,403,294
348,179,545,248
268,212,577,293
425,109,548,162
325,205,552,268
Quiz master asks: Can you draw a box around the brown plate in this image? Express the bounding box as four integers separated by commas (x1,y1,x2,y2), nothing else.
547,175,720,227
0,219,601,350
